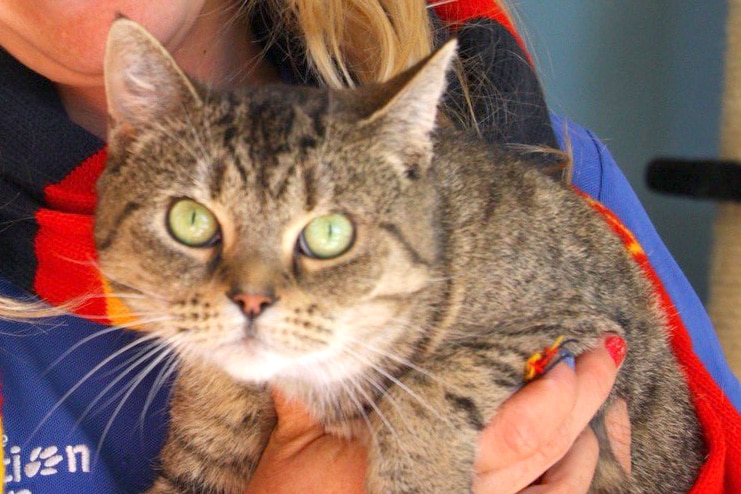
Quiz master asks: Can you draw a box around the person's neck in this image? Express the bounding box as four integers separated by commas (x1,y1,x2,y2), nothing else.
58,8,279,139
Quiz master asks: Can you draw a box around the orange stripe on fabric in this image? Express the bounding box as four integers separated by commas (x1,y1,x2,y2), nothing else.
101,276,138,329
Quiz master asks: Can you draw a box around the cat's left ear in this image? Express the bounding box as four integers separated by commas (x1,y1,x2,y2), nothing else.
359,39,457,152
104,17,202,140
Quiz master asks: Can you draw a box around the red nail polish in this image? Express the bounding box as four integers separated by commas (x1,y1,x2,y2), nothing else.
605,335,627,367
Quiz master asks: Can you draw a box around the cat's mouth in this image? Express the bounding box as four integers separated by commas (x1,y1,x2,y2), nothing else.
196,312,335,383
178,300,398,387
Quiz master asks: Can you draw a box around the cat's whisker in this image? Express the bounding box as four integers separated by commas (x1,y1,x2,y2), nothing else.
347,371,424,467
139,344,181,431
96,333,168,380
336,378,378,446
94,341,180,466
426,0,458,9
45,252,99,269
31,258,173,315
72,338,170,428
0,212,37,234
111,310,179,325
41,325,164,376
27,329,168,446
96,265,173,303
82,292,161,302
342,345,452,429
162,331,208,364
353,370,417,438
343,373,403,449
343,333,445,387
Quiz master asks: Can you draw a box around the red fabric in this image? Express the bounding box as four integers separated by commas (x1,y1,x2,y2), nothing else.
34,149,111,322
43,148,105,213
431,0,531,63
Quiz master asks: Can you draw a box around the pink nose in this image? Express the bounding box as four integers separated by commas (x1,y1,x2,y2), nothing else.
231,293,274,318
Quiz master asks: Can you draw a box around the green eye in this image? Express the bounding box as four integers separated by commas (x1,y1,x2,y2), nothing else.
167,199,220,247
298,213,355,259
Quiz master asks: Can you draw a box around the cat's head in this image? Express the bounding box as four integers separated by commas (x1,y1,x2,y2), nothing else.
95,18,456,387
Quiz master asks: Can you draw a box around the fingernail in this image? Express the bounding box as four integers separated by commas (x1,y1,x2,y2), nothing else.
605,335,627,367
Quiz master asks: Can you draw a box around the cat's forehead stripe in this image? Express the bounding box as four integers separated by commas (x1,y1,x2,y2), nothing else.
209,159,228,199
303,165,318,212
193,87,331,206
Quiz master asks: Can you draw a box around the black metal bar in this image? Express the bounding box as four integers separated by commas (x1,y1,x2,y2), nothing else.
646,158,741,201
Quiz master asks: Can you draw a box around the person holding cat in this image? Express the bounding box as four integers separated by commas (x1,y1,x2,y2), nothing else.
0,1,738,493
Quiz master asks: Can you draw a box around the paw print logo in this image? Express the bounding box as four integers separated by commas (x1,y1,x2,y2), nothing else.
24,446,64,477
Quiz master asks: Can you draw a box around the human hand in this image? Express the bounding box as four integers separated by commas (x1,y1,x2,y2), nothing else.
473,335,630,493
244,335,629,494
243,391,367,494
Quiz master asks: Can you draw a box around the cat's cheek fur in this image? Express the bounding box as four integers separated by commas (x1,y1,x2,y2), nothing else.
371,250,432,298
208,306,393,385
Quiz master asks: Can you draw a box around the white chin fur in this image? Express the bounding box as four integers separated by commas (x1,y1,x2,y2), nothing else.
207,338,366,388
196,301,402,388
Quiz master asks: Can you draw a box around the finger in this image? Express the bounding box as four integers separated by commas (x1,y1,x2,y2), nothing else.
476,360,577,471
566,335,624,437
473,361,579,492
474,335,624,492
246,390,367,494
604,398,632,474
270,389,324,446
518,428,600,494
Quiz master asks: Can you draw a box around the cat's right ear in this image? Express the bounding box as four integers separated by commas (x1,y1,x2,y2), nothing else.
348,39,457,177
360,39,457,136
104,17,202,140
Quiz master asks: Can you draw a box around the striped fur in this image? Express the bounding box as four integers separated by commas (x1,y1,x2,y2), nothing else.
96,19,704,493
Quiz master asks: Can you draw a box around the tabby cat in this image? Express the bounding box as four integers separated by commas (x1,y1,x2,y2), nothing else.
96,19,704,493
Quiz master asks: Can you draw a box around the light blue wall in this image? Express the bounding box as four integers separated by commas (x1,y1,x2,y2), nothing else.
516,1,727,301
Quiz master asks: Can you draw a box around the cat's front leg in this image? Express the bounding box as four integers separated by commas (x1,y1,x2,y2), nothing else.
364,355,515,494
145,361,276,494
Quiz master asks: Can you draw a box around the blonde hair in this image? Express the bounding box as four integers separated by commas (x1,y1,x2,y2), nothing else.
260,0,513,88
289,0,434,87
262,0,432,87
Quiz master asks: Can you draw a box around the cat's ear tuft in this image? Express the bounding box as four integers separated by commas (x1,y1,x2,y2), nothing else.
104,18,201,138
362,39,457,142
